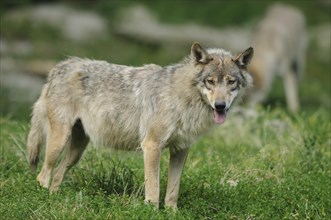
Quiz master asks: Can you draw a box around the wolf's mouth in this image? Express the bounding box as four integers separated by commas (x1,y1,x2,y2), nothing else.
213,108,228,124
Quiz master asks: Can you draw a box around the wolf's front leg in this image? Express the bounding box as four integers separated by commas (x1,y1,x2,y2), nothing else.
142,138,162,208
165,148,189,209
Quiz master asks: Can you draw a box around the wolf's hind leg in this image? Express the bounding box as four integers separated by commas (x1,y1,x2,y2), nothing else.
50,120,89,192
283,69,300,113
37,120,71,189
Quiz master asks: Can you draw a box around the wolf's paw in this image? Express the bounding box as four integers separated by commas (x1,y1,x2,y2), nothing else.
164,201,178,211
164,204,178,212
144,199,159,209
36,170,50,189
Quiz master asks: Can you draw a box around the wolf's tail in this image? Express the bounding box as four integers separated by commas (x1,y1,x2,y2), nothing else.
27,85,48,171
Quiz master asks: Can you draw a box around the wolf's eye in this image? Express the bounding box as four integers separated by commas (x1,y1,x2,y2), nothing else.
228,79,236,85
206,79,214,85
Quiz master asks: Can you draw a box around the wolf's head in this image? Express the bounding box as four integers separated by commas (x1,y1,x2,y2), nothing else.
191,42,253,124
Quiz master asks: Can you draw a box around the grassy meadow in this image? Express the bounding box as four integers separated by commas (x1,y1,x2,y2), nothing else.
1,107,330,219
1,1,330,219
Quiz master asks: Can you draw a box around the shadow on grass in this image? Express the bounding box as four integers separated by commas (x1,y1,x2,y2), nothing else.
68,159,144,197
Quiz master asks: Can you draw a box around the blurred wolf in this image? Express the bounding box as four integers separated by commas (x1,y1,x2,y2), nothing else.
248,3,307,112
27,42,253,209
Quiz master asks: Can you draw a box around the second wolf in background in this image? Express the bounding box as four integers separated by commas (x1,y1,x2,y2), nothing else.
248,3,307,112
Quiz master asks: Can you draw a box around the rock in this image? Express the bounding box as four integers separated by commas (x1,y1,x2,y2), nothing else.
0,39,33,56
5,4,108,42
114,5,252,51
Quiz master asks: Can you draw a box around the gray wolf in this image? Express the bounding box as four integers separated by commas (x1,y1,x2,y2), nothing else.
27,42,253,209
248,3,307,112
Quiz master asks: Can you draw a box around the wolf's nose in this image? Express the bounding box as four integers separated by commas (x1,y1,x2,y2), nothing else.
215,101,226,111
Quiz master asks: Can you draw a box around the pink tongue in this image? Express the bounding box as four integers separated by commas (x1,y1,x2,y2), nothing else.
213,109,226,124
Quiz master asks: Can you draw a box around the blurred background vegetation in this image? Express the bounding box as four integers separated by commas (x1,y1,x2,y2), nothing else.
0,0,330,121
0,2,330,218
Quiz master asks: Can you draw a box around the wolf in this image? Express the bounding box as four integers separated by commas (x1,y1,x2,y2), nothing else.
248,3,307,112
27,42,253,209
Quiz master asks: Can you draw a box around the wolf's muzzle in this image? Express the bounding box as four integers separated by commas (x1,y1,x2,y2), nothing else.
215,101,226,112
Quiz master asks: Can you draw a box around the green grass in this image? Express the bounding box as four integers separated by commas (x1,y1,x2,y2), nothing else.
1,1,330,219
1,107,330,219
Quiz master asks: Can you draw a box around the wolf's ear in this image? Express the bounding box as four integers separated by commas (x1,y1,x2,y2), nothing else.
191,42,213,64
233,47,254,69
